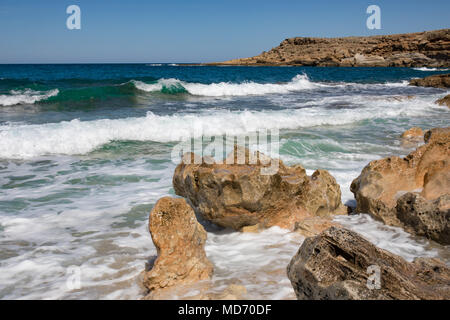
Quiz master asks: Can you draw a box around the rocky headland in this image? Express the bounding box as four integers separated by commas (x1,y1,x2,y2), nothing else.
208,29,450,67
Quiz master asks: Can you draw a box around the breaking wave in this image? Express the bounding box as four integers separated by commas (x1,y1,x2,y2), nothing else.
0,94,440,159
413,67,449,72
0,89,59,106
132,74,319,96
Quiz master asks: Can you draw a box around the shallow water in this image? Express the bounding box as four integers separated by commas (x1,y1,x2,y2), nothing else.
0,65,449,299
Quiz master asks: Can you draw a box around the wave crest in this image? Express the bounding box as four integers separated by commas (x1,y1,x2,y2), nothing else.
132,74,318,97
0,94,439,159
0,89,59,107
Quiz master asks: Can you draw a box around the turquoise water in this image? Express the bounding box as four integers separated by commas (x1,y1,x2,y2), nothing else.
0,65,449,299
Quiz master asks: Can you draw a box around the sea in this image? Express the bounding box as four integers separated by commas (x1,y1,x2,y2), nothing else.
0,64,449,299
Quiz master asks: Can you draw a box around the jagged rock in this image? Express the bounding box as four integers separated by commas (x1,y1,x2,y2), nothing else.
351,127,450,238
396,193,450,245
143,197,213,298
209,29,450,67
410,74,450,88
436,95,450,108
287,227,450,300
173,148,346,231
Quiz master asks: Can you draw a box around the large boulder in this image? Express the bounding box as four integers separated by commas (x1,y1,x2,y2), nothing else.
143,197,213,298
396,193,450,244
351,127,450,243
287,227,450,300
409,74,450,88
173,148,346,231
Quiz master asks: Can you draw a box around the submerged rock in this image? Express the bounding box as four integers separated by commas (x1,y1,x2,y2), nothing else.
401,127,424,140
351,127,449,243
173,148,346,231
143,197,213,298
287,227,450,300
410,74,450,88
401,127,424,147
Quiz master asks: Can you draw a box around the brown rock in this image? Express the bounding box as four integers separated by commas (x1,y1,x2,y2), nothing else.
401,127,424,140
143,197,213,298
173,148,346,231
208,29,450,68
410,74,450,88
287,227,450,300
351,127,450,233
436,94,450,108
401,127,424,147
396,193,450,245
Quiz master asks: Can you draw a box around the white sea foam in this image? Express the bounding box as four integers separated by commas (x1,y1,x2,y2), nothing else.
335,214,443,262
0,94,440,159
413,67,449,72
133,74,320,96
0,89,59,106
132,75,413,97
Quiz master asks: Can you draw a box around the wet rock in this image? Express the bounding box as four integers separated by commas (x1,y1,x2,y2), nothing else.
143,197,213,298
173,148,346,231
351,127,450,240
436,95,450,108
410,74,450,88
287,227,450,300
396,193,450,245
401,127,424,147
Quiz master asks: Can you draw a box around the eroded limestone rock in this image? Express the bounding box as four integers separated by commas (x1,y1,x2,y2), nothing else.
287,227,450,300
143,197,213,298
173,148,346,231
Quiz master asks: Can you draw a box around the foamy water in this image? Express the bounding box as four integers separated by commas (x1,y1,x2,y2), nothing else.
0,67,449,299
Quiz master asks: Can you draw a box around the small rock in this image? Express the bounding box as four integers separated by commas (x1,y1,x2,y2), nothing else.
143,197,213,298
436,95,450,108
401,127,424,140
409,74,450,88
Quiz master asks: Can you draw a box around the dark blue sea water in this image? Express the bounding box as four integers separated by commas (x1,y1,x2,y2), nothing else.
0,64,449,299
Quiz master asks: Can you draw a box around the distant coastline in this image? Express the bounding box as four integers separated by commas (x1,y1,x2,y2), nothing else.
204,29,450,67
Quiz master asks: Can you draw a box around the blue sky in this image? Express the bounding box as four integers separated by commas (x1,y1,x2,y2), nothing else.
0,0,449,63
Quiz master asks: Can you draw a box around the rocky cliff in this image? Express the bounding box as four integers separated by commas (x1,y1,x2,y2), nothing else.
210,29,450,67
